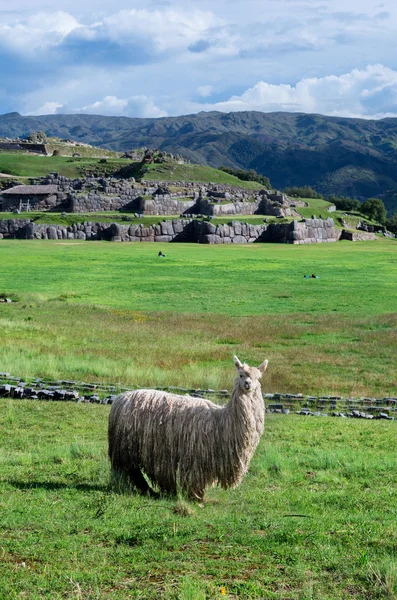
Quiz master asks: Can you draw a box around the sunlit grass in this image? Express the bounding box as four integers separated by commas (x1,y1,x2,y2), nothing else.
0,404,396,599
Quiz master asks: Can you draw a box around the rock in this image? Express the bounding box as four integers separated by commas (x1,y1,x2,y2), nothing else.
47,226,58,240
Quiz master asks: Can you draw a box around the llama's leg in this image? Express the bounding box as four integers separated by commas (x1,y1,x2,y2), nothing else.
127,468,151,494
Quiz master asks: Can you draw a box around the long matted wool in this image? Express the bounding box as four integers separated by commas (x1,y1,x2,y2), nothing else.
108,356,268,501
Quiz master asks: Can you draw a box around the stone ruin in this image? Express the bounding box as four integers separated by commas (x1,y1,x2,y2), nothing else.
2,173,305,218
0,216,338,244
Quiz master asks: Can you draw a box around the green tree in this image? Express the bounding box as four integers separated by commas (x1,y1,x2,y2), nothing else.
385,213,397,234
360,198,387,223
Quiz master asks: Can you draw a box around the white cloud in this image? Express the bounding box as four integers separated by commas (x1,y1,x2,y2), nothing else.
100,8,220,53
29,101,64,115
0,11,81,54
73,95,167,118
190,65,397,119
197,85,213,98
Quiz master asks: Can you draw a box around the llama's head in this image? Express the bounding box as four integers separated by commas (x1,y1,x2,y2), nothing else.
233,355,268,393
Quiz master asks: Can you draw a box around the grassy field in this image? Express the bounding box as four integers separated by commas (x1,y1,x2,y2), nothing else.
0,239,396,396
1,238,397,599
0,402,396,599
0,153,130,178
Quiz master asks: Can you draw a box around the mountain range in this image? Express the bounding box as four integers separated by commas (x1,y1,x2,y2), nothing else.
1,110,397,210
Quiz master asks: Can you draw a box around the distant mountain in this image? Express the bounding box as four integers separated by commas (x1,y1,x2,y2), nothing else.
2,111,397,208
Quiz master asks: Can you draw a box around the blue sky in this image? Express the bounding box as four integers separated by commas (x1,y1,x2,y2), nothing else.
1,0,397,118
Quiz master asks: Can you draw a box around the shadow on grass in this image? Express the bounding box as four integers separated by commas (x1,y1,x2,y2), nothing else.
7,479,108,492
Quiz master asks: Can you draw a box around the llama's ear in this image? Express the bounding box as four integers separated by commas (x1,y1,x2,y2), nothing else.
234,355,243,370
258,359,268,375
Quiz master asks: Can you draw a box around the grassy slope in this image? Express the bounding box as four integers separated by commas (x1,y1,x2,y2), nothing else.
0,152,262,190
45,140,122,158
0,153,130,178
0,240,396,396
141,163,262,190
0,403,396,599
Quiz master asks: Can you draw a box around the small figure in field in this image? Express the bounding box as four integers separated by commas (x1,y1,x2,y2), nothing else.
158,251,165,257
108,356,268,502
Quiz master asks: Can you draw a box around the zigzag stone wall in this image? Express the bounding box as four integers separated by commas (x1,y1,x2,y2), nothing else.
0,217,338,244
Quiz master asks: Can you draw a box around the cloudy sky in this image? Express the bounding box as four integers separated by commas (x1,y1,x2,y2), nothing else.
0,0,396,119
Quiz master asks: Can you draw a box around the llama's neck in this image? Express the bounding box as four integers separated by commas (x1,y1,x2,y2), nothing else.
223,380,265,448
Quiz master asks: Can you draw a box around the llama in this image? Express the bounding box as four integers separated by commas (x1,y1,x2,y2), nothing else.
108,356,268,501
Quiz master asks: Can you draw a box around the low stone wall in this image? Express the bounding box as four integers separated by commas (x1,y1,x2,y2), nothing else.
140,197,197,216
340,230,376,241
0,142,47,154
2,193,65,212
69,193,142,213
0,216,339,244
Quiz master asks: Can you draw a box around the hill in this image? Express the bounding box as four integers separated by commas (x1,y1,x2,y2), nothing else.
2,111,397,207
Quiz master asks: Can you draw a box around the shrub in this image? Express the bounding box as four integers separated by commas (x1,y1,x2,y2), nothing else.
219,167,271,188
284,186,323,199
327,195,361,212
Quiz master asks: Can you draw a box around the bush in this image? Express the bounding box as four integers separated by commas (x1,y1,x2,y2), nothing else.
284,186,323,199
219,167,271,188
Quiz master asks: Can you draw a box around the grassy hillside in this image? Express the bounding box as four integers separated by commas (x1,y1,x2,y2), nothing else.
2,111,397,204
139,162,262,189
1,403,396,599
0,152,262,189
46,140,122,158
0,153,129,179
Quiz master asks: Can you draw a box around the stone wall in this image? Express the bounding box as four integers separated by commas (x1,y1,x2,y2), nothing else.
340,230,376,241
139,197,197,216
69,193,142,213
0,216,339,244
2,193,63,212
0,142,47,154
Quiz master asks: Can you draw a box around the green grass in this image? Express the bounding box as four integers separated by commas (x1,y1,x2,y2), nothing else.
0,153,130,178
0,403,396,599
45,141,122,159
141,163,263,190
0,239,396,396
0,153,263,190
295,198,335,220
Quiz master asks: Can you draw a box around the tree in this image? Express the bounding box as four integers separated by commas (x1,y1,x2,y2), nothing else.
360,198,387,224
385,213,397,234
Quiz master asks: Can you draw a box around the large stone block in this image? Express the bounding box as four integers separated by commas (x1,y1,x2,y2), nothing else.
47,226,58,240
155,235,173,243
233,235,248,244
